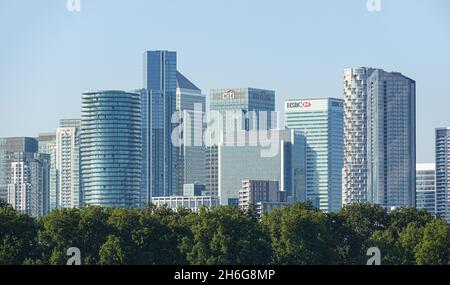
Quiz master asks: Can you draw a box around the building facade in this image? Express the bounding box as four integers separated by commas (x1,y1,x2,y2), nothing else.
416,163,436,216
436,128,450,223
175,71,206,194
81,90,142,208
56,119,81,209
206,87,276,197
7,153,50,217
218,129,306,205
366,70,416,209
151,195,219,212
285,98,343,212
142,50,178,201
0,137,38,202
343,67,375,205
239,180,287,216
37,134,58,211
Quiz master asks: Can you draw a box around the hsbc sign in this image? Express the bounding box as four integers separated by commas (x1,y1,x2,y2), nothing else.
286,101,312,109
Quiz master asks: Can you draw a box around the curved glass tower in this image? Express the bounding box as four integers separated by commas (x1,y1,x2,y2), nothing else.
81,90,141,208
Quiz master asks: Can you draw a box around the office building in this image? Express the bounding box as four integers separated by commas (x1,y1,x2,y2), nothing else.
206,87,276,197
366,70,416,209
285,98,344,212
81,90,142,208
183,183,206,197
142,50,178,201
416,163,436,216
436,128,450,223
239,180,287,216
218,129,306,205
175,71,206,194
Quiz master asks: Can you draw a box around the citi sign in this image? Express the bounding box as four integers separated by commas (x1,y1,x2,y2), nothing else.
286,101,312,109
222,89,236,100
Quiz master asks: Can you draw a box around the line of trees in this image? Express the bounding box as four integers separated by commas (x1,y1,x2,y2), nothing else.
1,199,449,265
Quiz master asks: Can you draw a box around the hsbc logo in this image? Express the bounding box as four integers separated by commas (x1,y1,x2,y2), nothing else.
286,101,312,109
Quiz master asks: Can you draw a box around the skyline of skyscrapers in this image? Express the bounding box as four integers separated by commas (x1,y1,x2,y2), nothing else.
0,50,445,222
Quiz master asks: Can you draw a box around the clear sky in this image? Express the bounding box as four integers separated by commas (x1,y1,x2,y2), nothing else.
0,0,449,162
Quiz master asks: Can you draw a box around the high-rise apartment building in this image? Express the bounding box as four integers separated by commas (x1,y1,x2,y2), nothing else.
285,98,343,212
367,70,416,209
416,163,436,216
37,133,58,211
56,119,81,209
81,90,142,208
436,128,450,223
343,68,416,210
206,88,276,197
343,67,374,205
7,153,50,217
0,137,38,202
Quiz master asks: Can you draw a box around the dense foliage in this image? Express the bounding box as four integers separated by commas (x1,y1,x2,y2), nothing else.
0,200,449,265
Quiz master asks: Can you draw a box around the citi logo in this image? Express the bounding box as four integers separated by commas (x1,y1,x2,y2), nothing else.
222,90,236,100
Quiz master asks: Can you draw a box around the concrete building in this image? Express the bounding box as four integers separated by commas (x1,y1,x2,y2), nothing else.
436,128,450,223
239,179,287,216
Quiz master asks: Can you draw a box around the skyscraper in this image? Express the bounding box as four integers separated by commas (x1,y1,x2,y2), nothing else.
7,153,50,217
436,127,450,223
285,98,344,212
175,71,205,194
0,137,38,202
206,88,276,197
142,50,178,201
416,163,436,216
367,70,416,209
37,133,58,211
343,67,374,205
81,90,142,208
56,119,81,209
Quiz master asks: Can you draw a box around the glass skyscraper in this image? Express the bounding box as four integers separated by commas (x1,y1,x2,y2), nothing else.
142,50,178,202
285,98,344,212
416,163,436,216
175,71,205,194
367,70,416,209
80,90,142,208
206,87,276,197
436,127,450,223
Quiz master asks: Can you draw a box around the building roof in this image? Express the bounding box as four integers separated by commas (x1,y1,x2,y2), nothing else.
176,71,200,91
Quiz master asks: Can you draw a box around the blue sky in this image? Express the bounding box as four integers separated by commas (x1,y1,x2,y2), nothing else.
0,0,449,162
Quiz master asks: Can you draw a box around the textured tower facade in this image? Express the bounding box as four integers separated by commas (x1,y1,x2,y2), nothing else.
343,67,374,205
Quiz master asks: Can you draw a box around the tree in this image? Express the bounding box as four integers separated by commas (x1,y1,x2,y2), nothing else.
262,202,336,265
37,208,82,265
415,219,450,265
99,235,124,265
182,206,271,265
336,203,389,264
0,201,39,264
